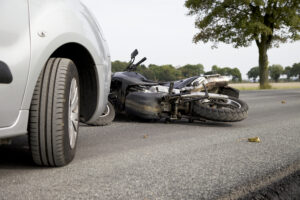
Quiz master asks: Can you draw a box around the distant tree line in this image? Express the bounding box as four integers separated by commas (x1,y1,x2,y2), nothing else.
111,61,242,82
247,63,300,82
204,65,242,82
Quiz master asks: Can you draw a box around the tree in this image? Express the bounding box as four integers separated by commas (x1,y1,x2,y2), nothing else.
185,0,300,89
111,60,127,72
148,64,162,81
292,63,300,80
269,64,284,82
211,65,231,76
247,67,260,82
210,65,242,82
178,64,204,78
147,64,182,81
231,68,242,82
283,66,293,80
156,65,182,81
211,65,220,74
136,65,153,79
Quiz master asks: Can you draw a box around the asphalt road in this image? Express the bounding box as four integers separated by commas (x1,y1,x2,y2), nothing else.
0,89,300,200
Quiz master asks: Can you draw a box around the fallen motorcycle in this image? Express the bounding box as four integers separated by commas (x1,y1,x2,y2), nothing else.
94,50,248,125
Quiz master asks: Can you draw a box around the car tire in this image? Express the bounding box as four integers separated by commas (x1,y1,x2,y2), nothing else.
28,58,80,167
89,101,115,126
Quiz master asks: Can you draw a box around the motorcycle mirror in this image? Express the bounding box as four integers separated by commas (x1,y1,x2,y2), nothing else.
131,49,138,59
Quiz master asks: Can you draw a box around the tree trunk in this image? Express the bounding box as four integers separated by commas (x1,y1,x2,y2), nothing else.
258,43,270,89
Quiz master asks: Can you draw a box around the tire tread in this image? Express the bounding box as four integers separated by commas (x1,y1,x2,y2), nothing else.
193,97,248,122
29,58,79,167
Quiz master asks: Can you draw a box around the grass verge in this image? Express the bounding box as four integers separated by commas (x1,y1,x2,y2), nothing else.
229,82,300,91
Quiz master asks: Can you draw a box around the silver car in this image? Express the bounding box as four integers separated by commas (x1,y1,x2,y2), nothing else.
0,0,111,166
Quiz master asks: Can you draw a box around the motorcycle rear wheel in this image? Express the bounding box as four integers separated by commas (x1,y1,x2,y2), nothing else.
192,97,248,122
89,101,115,126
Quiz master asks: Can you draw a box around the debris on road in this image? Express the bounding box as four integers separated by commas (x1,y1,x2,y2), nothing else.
281,100,286,104
238,137,261,143
143,134,149,139
248,137,261,143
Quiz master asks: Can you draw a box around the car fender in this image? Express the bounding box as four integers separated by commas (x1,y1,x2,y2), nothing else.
22,0,111,123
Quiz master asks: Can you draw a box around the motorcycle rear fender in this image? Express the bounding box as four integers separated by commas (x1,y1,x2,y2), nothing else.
218,86,240,99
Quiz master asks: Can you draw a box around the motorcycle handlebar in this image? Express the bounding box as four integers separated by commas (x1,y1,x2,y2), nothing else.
135,57,147,66
125,49,147,71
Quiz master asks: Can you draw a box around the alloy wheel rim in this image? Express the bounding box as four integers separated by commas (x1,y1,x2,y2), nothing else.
226,99,242,109
68,78,79,149
201,98,242,110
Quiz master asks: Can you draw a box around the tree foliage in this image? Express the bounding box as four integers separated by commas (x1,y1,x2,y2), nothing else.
148,65,182,81
185,0,300,88
231,68,242,82
212,66,232,76
112,60,300,82
292,62,300,79
208,65,242,82
112,61,243,82
283,66,293,80
247,67,260,82
178,64,204,78
269,64,284,82
111,60,127,72
111,61,183,81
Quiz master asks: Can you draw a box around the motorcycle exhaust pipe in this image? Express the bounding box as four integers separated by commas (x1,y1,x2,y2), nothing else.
181,92,229,99
205,76,230,90
180,76,230,92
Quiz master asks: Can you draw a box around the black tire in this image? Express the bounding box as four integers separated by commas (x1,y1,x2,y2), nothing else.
193,97,248,122
89,101,115,126
28,58,80,167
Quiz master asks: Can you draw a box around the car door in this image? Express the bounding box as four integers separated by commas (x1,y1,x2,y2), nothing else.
0,0,31,127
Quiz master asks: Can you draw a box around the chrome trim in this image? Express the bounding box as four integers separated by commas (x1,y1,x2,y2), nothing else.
182,92,229,99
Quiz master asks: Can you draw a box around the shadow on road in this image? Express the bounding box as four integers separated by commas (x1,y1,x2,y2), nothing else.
116,114,233,127
81,114,233,128
163,119,233,128
1,116,233,169
0,136,36,169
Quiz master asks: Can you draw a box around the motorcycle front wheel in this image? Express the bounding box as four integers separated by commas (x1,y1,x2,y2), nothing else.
192,97,248,122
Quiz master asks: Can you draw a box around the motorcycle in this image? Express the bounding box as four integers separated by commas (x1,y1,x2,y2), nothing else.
92,50,248,125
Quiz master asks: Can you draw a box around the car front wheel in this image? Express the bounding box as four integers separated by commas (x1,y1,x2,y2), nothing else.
28,58,80,167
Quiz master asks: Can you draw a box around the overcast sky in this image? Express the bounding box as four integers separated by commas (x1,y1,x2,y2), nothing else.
81,0,300,79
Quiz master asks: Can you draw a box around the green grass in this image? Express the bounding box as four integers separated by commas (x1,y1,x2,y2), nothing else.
232,86,260,91
229,82,300,91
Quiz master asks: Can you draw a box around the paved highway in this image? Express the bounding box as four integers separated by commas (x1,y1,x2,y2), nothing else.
0,89,299,199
